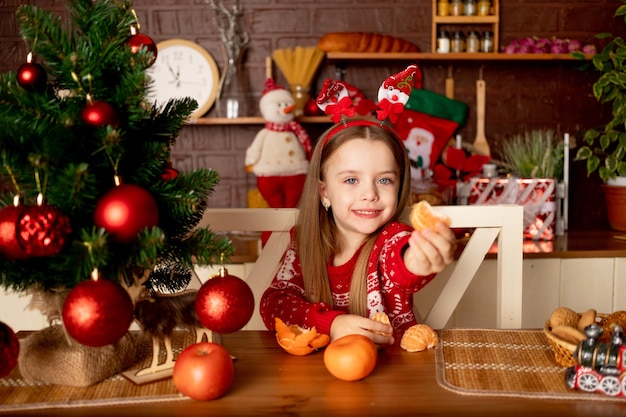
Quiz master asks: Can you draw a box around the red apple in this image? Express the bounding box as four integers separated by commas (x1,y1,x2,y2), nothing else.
0,321,19,378
195,271,254,334
173,342,235,401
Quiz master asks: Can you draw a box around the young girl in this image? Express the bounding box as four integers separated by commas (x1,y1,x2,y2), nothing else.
259,119,457,345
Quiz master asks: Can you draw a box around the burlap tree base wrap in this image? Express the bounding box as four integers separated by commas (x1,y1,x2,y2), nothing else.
18,325,137,387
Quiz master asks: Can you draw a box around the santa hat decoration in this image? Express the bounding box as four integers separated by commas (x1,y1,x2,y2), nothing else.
316,78,377,123
377,64,422,124
395,87,469,171
262,78,286,96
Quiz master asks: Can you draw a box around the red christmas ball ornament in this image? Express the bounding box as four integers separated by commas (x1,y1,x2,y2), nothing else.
94,183,159,243
195,267,255,334
17,203,71,257
127,32,158,67
0,204,29,260
16,62,47,92
0,321,19,378
303,97,323,116
80,100,120,129
62,275,134,347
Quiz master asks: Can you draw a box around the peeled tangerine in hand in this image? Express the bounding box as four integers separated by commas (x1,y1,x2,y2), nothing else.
274,317,330,356
410,201,451,232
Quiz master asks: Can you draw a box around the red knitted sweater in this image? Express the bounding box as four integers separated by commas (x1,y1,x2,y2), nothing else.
259,221,435,335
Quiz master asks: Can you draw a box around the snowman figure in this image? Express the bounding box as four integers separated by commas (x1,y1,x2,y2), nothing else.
245,78,312,208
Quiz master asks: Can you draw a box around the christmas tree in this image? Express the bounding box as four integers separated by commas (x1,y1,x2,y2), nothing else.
0,0,232,302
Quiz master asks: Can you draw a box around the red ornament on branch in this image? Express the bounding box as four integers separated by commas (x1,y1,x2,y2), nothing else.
0,199,30,261
80,98,120,129
16,52,47,92
94,182,159,243
195,267,255,334
62,272,134,347
161,162,179,181
17,195,71,257
127,28,157,67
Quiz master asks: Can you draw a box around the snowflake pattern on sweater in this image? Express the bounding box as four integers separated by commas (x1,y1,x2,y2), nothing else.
259,222,435,335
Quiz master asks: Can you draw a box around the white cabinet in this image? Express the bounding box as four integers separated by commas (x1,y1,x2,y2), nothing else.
0,289,48,331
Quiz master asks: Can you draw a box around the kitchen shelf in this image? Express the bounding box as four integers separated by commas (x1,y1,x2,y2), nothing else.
186,116,331,125
325,52,591,62
432,0,500,53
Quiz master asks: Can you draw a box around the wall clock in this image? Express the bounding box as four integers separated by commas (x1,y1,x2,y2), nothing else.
147,39,220,119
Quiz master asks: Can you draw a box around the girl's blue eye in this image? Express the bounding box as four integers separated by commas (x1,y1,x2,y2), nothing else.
379,178,392,185
345,178,357,184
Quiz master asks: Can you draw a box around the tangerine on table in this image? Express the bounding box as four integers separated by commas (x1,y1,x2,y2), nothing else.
323,334,377,381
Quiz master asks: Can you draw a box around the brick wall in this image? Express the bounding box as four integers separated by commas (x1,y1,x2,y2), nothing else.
1,0,624,229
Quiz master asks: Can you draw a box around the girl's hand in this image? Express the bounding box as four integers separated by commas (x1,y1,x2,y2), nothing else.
329,314,394,345
404,221,457,276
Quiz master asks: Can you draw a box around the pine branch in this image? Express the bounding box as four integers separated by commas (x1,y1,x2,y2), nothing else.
0,1,231,294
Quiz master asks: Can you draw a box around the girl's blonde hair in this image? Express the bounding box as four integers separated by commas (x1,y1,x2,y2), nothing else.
294,122,411,316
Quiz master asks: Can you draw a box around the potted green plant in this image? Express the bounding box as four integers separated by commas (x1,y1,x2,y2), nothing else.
574,0,626,231
501,128,564,179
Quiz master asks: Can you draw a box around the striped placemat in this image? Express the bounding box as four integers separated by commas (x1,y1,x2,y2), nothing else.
435,328,626,402
0,331,195,413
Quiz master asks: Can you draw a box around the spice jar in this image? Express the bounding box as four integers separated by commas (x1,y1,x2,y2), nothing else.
451,31,466,53
437,30,451,53
438,0,450,16
464,0,476,16
466,30,480,53
450,0,464,16
477,0,491,16
481,30,494,52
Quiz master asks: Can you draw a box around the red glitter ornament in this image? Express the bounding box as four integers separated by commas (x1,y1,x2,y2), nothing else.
0,204,29,261
127,32,158,67
17,202,71,257
195,267,254,334
80,100,120,129
62,274,134,347
0,321,19,378
94,183,159,243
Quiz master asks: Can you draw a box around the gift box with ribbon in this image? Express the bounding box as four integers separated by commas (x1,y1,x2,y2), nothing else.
461,177,557,240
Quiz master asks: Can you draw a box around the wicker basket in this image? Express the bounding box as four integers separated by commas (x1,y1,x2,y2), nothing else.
543,313,608,367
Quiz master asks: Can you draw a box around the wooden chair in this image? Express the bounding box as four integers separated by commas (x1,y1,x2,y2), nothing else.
197,204,523,330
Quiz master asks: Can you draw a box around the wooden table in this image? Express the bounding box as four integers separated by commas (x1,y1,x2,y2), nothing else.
7,331,626,417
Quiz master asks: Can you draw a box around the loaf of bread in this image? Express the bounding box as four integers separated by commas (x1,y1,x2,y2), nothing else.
318,32,420,53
